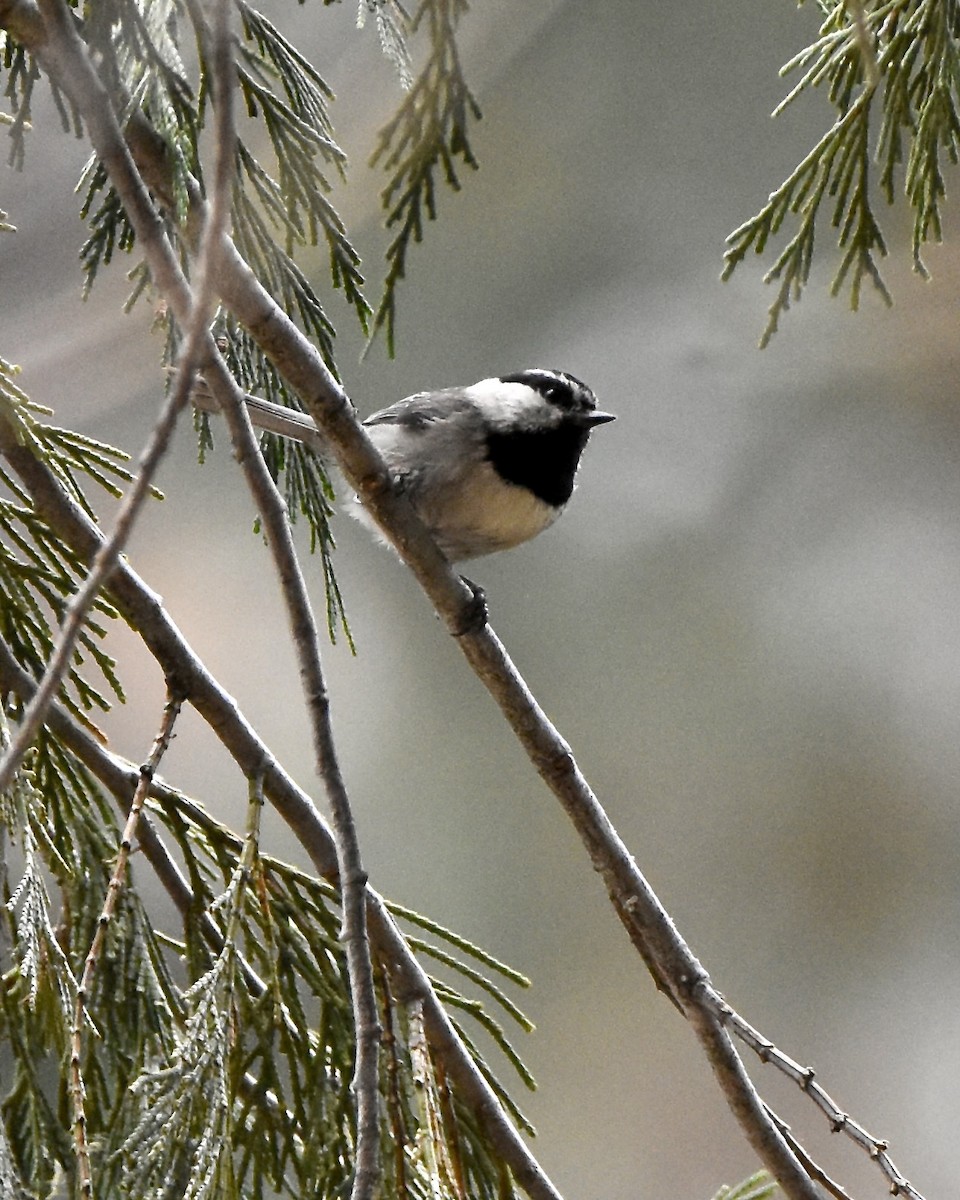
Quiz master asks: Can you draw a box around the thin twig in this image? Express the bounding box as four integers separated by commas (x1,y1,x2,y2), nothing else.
213,363,383,1199
179,4,380,1189
200,321,383,1196
186,377,328,455
68,690,182,1199
766,1109,855,1200
718,1001,923,1200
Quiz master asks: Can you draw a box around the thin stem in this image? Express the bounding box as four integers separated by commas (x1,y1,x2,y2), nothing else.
164,9,379,1187
182,6,382,1161
719,1001,923,1200
207,351,382,1198
186,377,328,455
68,690,183,1199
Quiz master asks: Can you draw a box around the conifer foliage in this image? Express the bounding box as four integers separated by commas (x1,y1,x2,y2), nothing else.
724,0,960,345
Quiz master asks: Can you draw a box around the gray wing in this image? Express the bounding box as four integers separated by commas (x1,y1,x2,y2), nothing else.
362,386,487,493
363,387,477,431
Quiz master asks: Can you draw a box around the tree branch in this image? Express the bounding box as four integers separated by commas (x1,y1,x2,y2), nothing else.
192,204,383,1200
0,636,285,1011
214,370,383,1200
0,8,558,1194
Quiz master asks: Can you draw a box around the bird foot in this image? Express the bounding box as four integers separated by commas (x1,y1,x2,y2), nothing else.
452,576,488,636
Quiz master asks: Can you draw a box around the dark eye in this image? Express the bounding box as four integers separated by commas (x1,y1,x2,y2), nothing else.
498,369,590,412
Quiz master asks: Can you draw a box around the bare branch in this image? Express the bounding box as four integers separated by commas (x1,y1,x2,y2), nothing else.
720,1002,923,1200
203,318,383,1200
220,381,383,1200
187,377,328,455
682,991,821,1200
138,0,381,1186
767,1111,856,1200
209,240,830,1199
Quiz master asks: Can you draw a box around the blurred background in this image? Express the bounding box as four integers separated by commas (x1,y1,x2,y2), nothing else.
4,1,960,1196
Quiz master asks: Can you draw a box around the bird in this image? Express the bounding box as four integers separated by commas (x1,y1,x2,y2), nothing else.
350,368,615,562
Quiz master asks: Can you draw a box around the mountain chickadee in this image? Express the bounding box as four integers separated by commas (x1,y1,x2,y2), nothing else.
350,368,615,562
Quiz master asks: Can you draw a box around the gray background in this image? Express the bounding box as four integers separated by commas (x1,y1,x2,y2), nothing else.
3,2,960,1197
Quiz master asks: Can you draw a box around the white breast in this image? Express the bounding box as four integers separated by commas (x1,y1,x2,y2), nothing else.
420,460,560,560
347,459,560,561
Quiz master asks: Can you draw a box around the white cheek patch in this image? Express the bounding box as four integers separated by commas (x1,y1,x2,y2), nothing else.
465,378,556,430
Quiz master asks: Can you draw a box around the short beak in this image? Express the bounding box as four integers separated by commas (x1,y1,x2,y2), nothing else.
581,410,616,428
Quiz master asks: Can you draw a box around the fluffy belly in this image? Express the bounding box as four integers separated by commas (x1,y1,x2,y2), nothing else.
347,461,561,562
423,464,560,560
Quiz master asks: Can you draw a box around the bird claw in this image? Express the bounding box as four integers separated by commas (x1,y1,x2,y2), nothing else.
453,576,488,636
